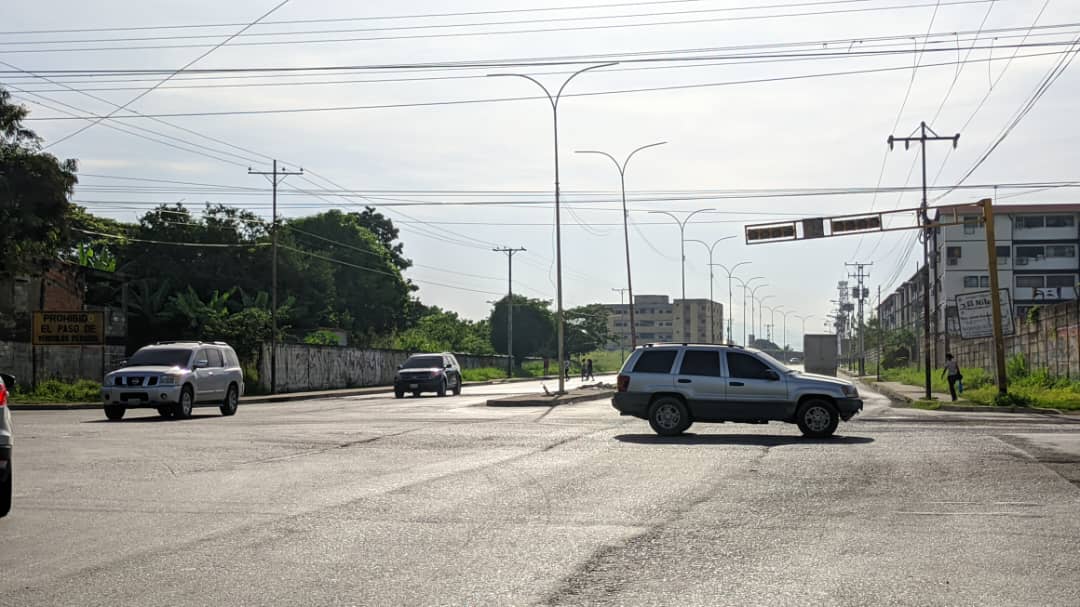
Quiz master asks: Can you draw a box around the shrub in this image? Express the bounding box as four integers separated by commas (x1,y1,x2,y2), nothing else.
1005,353,1029,379
13,379,101,403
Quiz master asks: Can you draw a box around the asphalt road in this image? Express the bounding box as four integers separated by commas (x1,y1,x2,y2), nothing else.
2,376,1079,606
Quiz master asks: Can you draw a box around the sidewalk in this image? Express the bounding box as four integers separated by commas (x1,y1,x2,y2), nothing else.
856,376,1066,416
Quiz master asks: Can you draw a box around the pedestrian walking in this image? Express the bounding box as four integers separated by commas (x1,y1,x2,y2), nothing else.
563,358,571,381
581,358,588,381
543,357,550,376
942,353,963,402
586,358,595,381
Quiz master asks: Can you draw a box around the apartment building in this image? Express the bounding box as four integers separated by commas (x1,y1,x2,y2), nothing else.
880,204,1080,361
605,294,723,349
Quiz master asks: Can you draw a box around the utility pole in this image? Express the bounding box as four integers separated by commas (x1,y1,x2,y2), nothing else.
888,121,959,399
877,285,883,381
846,262,872,376
611,287,630,361
493,247,527,378
248,160,302,395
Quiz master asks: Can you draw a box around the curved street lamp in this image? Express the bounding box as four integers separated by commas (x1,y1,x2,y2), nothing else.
755,293,775,346
713,261,751,345
487,62,616,395
576,141,667,349
733,276,766,346
687,237,737,343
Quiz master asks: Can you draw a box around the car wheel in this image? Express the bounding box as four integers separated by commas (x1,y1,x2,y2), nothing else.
174,386,194,419
104,405,126,421
0,459,11,518
156,407,173,419
394,389,404,399
648,397,691,436
797,399,839,438
220,384,239,416
412,391,421,398
452,375,462,396
437,378,447,397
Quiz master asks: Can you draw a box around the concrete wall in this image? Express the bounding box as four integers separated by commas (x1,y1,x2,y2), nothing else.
946,300,1080,379
0,341,125,386
257,344,525,393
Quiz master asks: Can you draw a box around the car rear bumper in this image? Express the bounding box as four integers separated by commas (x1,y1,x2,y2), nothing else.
0,445,11,482
101,385,184,407
837,397,863,420
612,392,651,419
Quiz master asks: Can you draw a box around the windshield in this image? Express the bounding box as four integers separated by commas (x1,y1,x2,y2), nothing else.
126,348,192,368
753,350,796,373
402,355,443,369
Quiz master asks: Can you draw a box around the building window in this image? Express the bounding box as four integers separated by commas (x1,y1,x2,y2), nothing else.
962,215,979,235
996,245,1011,259
963,275,989,288
1016,216,1045,229
1046,215,1075,228
981,276,990,288
1047,275,1077,288
1047,245,1075,258
1016,246,1044,262
1016,275,1045,289
946,246,962,265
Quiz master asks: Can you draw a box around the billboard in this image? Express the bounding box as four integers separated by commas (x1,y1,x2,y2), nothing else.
32,311,105,346
955,289,1014,340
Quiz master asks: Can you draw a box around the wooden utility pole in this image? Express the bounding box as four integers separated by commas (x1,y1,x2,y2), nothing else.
981,198,1008,396
493,247,526,378
248,160,303,394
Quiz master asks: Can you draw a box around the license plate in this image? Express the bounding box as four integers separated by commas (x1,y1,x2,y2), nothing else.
409,384,419,389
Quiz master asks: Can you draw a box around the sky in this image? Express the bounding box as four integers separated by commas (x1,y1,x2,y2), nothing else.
4,0,1080,347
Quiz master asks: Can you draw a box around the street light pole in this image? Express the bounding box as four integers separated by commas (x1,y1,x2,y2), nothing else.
757,295,775,345
488,62,616,395
747,286,769,345
769,305,784,347
794,314,815,352
713,261,751,345
577,142,666,350
611,287,629,361
734,277,766,346
648,208,715,340
688,237,737,343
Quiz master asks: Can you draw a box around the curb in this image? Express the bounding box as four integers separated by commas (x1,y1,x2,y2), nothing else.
487,390,615,407
861,379,1065,416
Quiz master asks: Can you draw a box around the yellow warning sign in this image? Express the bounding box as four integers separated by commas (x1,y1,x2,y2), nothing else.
32,311,105,346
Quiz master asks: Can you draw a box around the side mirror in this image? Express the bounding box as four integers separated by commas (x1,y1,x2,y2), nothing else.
119,359,129,367
397,364,403,370
445,364,453,369
0,374,15,390
764,369,780,381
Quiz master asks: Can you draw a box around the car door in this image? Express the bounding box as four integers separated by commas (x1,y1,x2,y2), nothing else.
675,349,727,422
723,351,790,421
192,348,221,402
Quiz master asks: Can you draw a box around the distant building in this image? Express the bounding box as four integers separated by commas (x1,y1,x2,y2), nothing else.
604,294,723,349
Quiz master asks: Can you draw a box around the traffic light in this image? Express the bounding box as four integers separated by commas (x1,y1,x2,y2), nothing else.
830,215,882,234
746,223,796,242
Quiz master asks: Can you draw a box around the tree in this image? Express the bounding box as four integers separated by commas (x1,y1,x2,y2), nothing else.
489,296,554,363
394,308,494,355
0,88,79,274
565,304,613,355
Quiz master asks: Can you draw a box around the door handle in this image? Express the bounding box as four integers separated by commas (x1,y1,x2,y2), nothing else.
729,381,744,387
677,378,692,384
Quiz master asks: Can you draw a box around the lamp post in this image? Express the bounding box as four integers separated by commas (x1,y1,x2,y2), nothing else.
777,308,796,354
648,208,715,341
769,304,784,347
734,275,768,345
794,313,815,353
755,293,774,347
577,141,667,349
687,237,737,343
713,261,751,345
488,62,616,395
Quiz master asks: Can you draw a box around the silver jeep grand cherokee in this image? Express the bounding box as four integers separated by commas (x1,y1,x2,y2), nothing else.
102,341,244,421
613,344,862,437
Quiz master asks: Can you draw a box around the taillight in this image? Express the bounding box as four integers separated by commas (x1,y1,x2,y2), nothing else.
617,375,630,393
0,387,6,407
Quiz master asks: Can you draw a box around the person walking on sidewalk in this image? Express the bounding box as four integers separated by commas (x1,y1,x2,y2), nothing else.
942,353,963,402
585,358,595,381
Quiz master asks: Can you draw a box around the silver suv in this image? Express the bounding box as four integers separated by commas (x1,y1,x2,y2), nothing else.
102,341,244,421
613,344,862,437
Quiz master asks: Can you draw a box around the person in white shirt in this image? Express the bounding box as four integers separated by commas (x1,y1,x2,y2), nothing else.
942,353,963,401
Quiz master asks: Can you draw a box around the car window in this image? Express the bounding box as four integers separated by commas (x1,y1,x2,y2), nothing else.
678,350,722,377
127,348,192,368
403,356,443,369
206,348,223,368
632,350,677,374
726,352,775,380
195,349,211,368
223,349,240,368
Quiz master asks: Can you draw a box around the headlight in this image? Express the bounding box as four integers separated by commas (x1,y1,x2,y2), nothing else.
841,384,858,397
158,374,181,386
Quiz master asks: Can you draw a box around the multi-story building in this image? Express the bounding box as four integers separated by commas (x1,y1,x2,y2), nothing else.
605,294,723,349
881,204,1080,363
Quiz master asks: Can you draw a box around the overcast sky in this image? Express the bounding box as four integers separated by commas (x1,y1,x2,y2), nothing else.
4,0,1080,345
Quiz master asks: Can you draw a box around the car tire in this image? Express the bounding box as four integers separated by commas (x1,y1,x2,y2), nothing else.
797,399,839,438
157,407,173,419
0,459,11,518
437,378,447,397
452,375,462,396
220,384,239,416
648,397,692,436
104,405,126,421
174,386,194,419
412,391,421,398
394,389,404,399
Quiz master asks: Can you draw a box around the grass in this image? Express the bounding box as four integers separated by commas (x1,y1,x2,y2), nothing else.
461,366,544,382
881,363,1080,411
911,399,942,410
12,379,101,404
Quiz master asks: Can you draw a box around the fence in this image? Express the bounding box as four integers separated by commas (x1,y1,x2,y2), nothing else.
256,343,529,393
944,300,1080,379
0,341,125,386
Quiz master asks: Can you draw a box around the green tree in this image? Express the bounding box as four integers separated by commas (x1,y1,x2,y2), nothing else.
0,88,79,274
394,308,495,354
565,304,613,355
490,296,554,363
